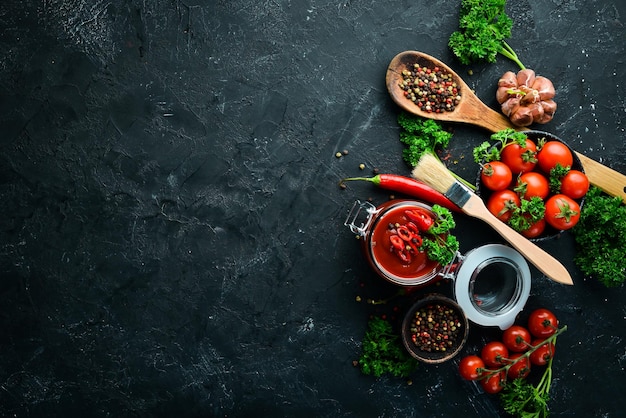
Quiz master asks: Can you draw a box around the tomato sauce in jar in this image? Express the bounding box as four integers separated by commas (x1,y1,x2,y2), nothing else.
362,200,444,287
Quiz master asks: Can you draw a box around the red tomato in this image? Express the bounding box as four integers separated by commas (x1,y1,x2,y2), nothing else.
544,194,580,230
480,370,506,394
481,161,513,191
521,218,546,239
486,189,521,222
501,138,537,174
502,325,531,352
560,170,589,199
507,353,531,379
529,339,556,366
527,308,558,338
481,341,510,368
459,355,485,380
537,141,573,173
516,172,550,200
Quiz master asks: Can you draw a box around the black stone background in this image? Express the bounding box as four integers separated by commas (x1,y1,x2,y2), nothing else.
1,0,625,417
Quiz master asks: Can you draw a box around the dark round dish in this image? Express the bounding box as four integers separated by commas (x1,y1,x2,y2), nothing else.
401,294,469,364
475,130,586,242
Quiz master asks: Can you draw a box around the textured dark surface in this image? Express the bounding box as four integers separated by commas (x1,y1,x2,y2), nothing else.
1,0,625,417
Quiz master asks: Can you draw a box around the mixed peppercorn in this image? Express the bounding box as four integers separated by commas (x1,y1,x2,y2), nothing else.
399,63,462,113
409,303,463,352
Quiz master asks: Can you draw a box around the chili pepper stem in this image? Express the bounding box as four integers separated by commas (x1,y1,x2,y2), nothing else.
341,175,382,185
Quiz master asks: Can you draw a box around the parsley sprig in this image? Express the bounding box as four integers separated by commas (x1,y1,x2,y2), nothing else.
472,128,530,164
357,316,418,378
398,112,475,190
398,112,452,167
421,205,460,265
448,0,526,69
572,186,626,287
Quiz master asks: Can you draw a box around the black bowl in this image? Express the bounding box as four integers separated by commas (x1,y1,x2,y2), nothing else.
401,294,469,364
475,130,585,242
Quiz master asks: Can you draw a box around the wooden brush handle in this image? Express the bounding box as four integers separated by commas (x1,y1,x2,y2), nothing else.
462,194,573,285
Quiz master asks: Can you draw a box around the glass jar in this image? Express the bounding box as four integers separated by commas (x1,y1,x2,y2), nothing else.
345,199,531,330
345,199,445,287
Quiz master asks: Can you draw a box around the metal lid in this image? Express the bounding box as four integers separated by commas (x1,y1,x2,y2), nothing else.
453,244,531,330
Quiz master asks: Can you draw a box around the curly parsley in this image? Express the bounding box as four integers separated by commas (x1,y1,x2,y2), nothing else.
572,186,626,287
448,0,525,70
398,112,452,167
357,316,418,378
473,128,530,164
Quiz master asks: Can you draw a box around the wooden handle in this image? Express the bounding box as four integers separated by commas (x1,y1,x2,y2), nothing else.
462,194,573,285
575,152,626,202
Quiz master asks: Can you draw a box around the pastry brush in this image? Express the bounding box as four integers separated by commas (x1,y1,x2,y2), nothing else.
411,153,573,285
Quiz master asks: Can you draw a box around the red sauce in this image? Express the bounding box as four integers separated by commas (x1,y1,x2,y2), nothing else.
365,201,442,286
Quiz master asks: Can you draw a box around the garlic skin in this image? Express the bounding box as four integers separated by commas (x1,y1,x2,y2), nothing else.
496,69,557,127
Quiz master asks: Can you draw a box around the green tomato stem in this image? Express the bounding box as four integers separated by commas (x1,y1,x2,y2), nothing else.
480,325,567,379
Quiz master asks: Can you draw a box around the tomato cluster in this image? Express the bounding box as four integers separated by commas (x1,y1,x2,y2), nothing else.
458,308,560,394
479,136,589,238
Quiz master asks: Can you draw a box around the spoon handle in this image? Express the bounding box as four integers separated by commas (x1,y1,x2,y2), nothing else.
574,152,626,202
459,93,515,133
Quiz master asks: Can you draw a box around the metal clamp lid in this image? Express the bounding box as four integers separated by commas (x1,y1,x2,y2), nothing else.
344,200,379,236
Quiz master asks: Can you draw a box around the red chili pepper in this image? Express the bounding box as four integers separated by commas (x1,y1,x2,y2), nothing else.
404,209,434,232
406,236,421,254
340,174,461,212
411,235,423,248
396,225,413,241
406,222,420,236
389,235,405,251
394,248,411,264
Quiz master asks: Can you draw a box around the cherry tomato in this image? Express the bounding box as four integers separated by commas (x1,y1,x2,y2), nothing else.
480,370,506,394
544,194,580,230
516,172,550,200
537,141,573,173
501,138,537,174
527,308,558,338
481,161,513,191
502,325,531,352
520,218,546,239
560,170,589,199
486,189,520,222
507,352,531,379
481,341,510,368
529,339,556,366
458,355,485,380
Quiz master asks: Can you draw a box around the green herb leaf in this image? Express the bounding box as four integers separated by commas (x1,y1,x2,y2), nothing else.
572,186,626,287
422,234,459,266
358,317,418,378
508,197,546,233
548,163,571,194
398,113,452,167
418,205,459,265
429,204,457,234
448,0,525,69
473,129,530,164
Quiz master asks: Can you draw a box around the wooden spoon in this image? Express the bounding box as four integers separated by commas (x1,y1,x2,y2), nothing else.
386,50,626,203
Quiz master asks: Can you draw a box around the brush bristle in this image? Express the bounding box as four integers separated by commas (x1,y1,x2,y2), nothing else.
410,154,457,194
